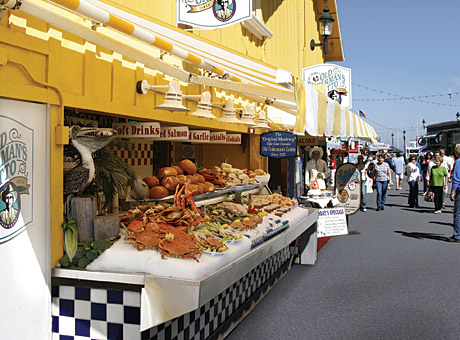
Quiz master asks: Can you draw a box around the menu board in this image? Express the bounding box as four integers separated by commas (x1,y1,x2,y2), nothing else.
317,208,348,238
260,131,296,158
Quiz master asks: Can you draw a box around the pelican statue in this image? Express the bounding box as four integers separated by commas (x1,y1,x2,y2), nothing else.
64,126,117,195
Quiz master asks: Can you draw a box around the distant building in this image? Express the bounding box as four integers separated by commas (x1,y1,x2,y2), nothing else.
419,120,460,155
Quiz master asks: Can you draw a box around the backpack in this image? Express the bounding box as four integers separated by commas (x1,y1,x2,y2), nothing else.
367,163,375,177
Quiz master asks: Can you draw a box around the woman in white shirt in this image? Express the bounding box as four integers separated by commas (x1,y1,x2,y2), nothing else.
406,155,421,208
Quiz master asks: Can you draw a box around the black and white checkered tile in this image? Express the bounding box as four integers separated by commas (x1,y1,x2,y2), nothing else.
141,247,291,340
51,286,141,340
52,247,291,340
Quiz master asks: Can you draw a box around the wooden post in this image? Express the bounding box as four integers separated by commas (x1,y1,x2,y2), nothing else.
71,197,97,242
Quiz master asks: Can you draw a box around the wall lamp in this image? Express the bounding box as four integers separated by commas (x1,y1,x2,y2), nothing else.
310,7,335,54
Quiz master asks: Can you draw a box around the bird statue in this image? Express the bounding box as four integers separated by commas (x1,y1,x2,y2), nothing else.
64,126,118,195
127,175,150,201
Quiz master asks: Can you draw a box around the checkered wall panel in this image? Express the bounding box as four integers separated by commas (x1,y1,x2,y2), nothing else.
52,247,291,340
110,143,153,167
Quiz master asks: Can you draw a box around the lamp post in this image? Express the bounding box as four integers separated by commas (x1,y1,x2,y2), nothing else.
422,119,426,129
310,7,335,54
457,112,460,123
403,130,406,157
391,133,394,146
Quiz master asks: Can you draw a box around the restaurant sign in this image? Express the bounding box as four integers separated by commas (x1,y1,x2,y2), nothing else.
0,116,33,243
334,163,360,215
155,126,190,141
189,130,210,143
177,0,252,29
226,134,241,144
260,131,296,158
112,122,160,138
302,64,352,109
210,131,226,144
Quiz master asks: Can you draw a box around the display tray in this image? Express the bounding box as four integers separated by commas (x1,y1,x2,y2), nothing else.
126,183,269,205
52,207,318,331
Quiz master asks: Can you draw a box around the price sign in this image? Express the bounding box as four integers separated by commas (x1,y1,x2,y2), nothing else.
317,208,348,238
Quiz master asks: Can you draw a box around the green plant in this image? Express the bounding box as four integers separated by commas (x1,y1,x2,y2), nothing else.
92,138,137,211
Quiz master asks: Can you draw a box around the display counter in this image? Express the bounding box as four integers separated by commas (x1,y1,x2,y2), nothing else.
51,206,318,339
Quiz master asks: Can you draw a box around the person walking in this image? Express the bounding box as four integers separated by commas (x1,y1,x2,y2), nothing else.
384,154,395,189
357,155,367,212
449,144,460,242
393,153,405,190
428,155,448,213
373,155,392,211
421,152,432,193
406,155,421,208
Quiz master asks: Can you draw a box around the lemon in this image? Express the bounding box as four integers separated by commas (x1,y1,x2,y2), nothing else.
222,223,229,228
243,217,250,222
262,211,268,216
233,219,241,223
257,212,263,217
205,215,211,220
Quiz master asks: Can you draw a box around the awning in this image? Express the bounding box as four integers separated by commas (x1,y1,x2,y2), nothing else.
424,130,442,139
294,81,378,142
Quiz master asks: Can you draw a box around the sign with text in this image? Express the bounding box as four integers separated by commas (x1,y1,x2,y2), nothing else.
302,64,352,109
177,0,252,29
155,126,190,141
112,122,160,138
210,131,227,143
317,207,348,238
189,130,210,143
297,136,322,146
335,163,361,215
226,134,241,144
260,131,296,158
0,113,35,243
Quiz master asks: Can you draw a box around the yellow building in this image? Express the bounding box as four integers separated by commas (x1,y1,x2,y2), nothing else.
0,1,347,339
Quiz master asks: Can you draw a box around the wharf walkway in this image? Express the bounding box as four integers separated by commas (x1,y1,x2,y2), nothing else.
227,186,460,340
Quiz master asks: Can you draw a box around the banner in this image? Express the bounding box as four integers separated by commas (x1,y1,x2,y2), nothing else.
112,122,160,138
177,0,252,29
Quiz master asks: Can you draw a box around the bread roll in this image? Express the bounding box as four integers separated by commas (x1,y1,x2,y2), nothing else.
187,174,199,184
161,176,180,191
203,182,215,192
176,174,187,186
194,174,205,183
178,159,196,175
254,169,266,176
172,165,184,175
143,176,160,188
197,183,208,194
149,186,169,199
157,167,178,179
188,184,200,195
221,162,232,168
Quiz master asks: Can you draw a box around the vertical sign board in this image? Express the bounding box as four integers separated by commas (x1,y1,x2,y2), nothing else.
260,131,297,158
302,64,352,109
0,116,33,242
335,163,361,215
317,208,348,238
0,99,49,339
177,0,252,29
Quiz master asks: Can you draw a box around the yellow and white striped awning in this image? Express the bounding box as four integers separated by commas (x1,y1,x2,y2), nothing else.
294,81,378,142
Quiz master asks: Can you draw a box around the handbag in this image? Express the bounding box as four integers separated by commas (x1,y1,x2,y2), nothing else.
424,189,434,202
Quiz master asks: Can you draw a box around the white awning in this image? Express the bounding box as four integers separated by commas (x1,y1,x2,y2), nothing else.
294,81,378,142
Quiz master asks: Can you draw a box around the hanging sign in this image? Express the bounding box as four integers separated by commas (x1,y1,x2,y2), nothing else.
302,64,352,109
226,134,241,144
317,208,348,238
260,131,296,158
334,163,361,215
155,126,190,141
210,131,227,143
112,122,160,138
0,115,34,243
177,0,252,29
297,136,321,146
189,130,210,143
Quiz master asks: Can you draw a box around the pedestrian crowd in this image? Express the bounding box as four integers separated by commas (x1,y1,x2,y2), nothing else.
350,147,460,242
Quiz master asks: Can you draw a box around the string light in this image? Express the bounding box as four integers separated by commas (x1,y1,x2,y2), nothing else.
353,83,460,107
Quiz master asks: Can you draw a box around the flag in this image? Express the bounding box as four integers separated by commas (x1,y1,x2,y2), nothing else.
359,109,367,118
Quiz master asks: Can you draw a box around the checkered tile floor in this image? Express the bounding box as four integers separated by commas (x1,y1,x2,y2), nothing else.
52,247,291,340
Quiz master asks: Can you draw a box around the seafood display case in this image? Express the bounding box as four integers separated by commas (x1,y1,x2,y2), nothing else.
51,183,318,340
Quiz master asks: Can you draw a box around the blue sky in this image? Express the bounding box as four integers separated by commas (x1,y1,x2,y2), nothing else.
335,1,460,149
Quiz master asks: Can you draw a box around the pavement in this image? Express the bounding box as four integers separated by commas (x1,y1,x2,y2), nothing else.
227,184,460,340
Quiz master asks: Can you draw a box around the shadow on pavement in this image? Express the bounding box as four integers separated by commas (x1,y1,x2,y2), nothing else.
395,230,453,242
429,221,454,227
400,208,435,214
